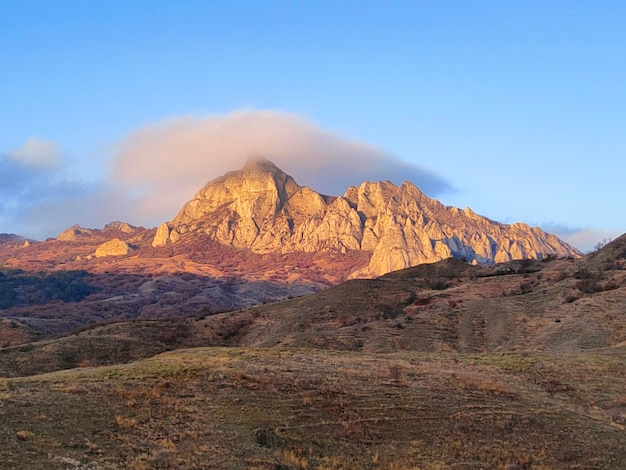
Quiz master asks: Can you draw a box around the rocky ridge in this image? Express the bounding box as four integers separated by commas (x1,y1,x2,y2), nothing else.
152,158,580,276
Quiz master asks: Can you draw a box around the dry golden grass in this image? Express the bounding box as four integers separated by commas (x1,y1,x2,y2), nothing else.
1,346,625,469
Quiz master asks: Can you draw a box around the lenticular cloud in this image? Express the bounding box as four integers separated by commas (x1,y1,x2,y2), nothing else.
110,109,452,224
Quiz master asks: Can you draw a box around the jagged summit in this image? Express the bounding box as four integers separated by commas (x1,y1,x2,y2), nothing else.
57,221,137,241
57,224,94,241
151,160,581,277
103,221,135,233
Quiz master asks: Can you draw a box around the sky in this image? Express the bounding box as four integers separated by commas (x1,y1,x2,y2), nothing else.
1,1,624,251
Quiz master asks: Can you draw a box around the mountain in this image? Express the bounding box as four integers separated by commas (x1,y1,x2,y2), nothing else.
0,158,581,342
152,158,580,277
0,158,623,469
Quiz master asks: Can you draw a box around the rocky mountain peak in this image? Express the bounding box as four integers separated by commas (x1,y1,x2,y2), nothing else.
103,221,135,234
152,161,582,276
240,156,291,192
170,158,301,227
57,225,94,241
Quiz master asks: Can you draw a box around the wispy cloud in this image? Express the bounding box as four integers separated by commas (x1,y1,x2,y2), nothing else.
0,138,93,239
7,137,62,168
539,223,623,253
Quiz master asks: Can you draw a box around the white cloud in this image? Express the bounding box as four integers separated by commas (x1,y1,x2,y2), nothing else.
0,137,91,239
1,111,454,239
7,137,63,168
110,109,453,225
540,223,624,253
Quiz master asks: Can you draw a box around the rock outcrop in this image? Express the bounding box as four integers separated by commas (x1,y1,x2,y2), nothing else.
152,223,171,248
57,225,94,241
95,238,132,258
103,221,135,234
152,158,581,277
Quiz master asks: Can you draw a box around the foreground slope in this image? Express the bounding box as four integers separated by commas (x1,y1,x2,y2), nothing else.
230,255,626,353
2,346,625,469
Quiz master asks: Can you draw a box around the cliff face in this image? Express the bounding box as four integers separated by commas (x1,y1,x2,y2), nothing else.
152,158,581,277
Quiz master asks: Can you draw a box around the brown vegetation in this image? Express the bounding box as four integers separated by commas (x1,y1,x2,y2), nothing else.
1,347,625,469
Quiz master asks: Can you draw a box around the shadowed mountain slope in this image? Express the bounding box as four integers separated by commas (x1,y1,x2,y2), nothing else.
2,238,624,378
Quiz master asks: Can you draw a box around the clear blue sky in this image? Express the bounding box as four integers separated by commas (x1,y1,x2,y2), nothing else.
1,1,624,251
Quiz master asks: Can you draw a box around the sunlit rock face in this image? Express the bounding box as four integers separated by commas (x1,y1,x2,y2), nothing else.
152,158,581,277
57,225,94,241
95,238,132,258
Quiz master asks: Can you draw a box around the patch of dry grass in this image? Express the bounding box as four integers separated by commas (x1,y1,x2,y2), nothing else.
0,346,625,469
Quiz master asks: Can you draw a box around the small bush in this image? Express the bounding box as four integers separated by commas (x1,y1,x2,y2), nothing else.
412,297,432,306
574,268,595,280
425,278,449,290
557,447,576,463
553,271,568,282
575,278,618,294
115,415,137,429
576,278,601,293
388,365,403,381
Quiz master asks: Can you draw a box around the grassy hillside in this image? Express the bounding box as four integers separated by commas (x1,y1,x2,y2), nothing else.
2,346,625,469
4,253,625,378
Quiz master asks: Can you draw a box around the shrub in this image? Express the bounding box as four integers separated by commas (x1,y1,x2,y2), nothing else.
428,278,450,290
388,364,403,381
574,268,595,280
